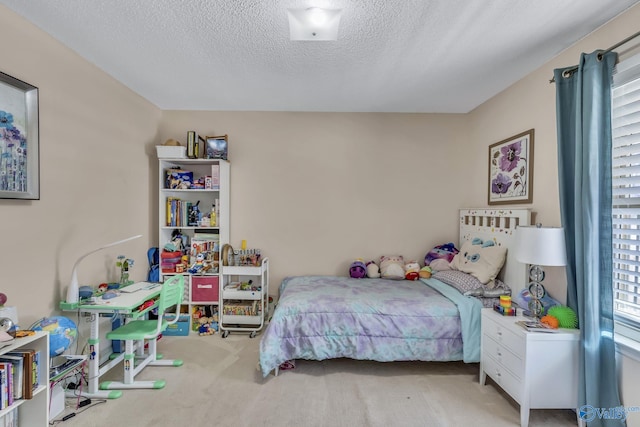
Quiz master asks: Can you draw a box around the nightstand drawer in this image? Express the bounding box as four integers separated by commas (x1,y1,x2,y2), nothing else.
482,315,524,357
483,335,522,378
482,353,521,402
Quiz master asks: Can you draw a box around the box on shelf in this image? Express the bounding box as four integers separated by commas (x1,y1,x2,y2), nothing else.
191,276,220,302
156,145,187,159
162,314,190,336
165,168,194,189
161,250,183,273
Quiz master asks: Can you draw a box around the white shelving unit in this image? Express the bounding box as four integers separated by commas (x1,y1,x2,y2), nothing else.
0,331,49,426
220,258,269,338
158,158,230,333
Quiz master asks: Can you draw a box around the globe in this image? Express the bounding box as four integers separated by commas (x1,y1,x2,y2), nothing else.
31,316,78,358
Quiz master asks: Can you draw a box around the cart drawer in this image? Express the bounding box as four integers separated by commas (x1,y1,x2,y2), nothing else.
191,276,219,302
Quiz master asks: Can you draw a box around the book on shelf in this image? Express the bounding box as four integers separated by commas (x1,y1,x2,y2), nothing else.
6,349,38,399
515,320,558,333
0,361,14,407
0,354,23,400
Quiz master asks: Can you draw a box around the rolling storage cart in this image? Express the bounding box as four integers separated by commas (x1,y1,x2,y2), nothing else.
219,257,269,338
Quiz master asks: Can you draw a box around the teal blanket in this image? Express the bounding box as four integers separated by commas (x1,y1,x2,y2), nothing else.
421,277,482,363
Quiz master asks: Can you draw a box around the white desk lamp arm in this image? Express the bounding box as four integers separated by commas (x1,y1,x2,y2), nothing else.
66,234,142,303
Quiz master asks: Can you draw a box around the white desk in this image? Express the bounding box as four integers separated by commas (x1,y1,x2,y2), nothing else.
60,282,162,399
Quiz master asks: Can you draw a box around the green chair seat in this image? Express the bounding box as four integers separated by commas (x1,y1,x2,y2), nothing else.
106,319,169,341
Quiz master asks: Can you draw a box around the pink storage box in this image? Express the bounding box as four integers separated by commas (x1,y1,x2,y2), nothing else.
191,276,219,302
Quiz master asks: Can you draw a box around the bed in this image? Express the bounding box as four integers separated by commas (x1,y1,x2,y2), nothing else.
259,208,531,377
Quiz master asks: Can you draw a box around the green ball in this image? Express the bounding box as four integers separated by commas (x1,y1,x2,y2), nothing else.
547,306,578,329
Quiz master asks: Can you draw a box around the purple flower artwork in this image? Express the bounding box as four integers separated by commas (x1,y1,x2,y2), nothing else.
499,142,521,172
488,130,533,205
491,173,512,194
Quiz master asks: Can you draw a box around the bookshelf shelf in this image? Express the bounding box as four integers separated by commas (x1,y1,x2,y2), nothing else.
0,331,49,426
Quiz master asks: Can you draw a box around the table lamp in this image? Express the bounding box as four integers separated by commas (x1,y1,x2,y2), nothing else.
514,224,567,318
66,234,142,304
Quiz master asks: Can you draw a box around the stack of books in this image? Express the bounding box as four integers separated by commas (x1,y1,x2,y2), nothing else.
0,348,41,408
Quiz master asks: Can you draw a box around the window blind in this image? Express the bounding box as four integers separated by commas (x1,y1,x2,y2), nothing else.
612,52,640,331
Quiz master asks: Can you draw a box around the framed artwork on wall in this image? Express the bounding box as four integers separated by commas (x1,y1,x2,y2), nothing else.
488,129,534,205
0,71,39,200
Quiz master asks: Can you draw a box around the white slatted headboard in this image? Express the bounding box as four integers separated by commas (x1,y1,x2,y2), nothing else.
459,208,531,296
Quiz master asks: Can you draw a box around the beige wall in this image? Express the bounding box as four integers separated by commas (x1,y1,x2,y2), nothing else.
158,111,470,288
0,6,162,327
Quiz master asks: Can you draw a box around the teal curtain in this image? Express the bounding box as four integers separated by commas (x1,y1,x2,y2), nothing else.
554,51,623,426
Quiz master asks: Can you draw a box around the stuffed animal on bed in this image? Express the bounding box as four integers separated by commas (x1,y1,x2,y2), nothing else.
366,260,381,278
419,266,432,279
349,259,367,279
424,243,459,267
404,260,420,281
379,255,405,280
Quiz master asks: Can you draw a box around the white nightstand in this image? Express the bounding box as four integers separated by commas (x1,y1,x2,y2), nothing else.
480,308,581,427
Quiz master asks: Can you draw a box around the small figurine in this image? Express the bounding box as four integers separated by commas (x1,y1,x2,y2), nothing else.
188,253,206,274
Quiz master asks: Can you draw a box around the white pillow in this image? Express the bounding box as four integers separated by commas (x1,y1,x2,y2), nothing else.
450,239,507,284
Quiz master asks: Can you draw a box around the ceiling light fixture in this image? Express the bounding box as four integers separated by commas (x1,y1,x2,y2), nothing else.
287,7,343,41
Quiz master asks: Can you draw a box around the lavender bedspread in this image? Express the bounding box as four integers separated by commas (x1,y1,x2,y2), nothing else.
259,275,473,377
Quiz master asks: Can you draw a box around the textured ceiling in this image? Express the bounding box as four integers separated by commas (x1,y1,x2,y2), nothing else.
1,0,639,113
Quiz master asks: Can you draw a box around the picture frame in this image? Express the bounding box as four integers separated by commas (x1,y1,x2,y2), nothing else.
205,135,228,160
0,71,39,200
488,129,534,205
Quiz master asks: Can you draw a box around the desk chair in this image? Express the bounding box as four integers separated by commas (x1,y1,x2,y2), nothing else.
101,275,185,390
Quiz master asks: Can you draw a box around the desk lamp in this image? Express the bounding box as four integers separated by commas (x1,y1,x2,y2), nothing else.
514,224,567,318
66,234,142,304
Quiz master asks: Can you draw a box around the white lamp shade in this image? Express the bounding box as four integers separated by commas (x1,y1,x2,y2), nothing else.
514,226,567,266
287,8,342,41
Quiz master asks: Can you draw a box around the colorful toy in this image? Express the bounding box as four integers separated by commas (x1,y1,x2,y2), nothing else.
547,306,578,328
349,259,367,279
188,253,206,274
366,261,381,278
418,266,432,279
424,243,459,266
198,317,214,336
540,314,559,329
0,293,6,306
404,260,420,281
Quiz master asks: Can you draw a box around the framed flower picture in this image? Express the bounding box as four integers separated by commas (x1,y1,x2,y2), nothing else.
488,129,534,205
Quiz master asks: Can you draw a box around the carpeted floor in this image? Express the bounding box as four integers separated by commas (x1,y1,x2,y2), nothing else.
56,334,577,427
